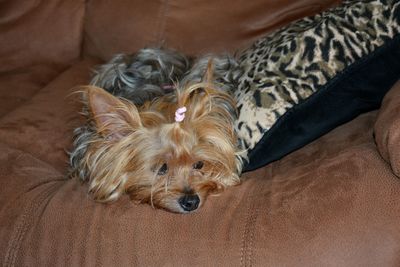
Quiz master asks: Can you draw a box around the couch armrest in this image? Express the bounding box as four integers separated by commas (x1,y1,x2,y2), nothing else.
374,80,400,176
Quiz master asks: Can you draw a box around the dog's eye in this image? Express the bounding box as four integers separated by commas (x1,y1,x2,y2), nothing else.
157,163,168,175
193,161,204,170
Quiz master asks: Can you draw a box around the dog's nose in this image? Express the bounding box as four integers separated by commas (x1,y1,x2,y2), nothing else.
178,194,200,212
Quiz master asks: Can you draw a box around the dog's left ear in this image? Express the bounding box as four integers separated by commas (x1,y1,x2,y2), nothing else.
84,86,141,141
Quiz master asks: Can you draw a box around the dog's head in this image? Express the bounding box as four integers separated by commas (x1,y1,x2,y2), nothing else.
74,70,242,213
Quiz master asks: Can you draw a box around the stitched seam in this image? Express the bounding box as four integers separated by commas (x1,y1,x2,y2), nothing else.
240,196,259,267
244,207,259,267
240,196,253,267
240,179,267,267
155,0,169,45
78,0,88,60
247,211,258,267
3,182,64,267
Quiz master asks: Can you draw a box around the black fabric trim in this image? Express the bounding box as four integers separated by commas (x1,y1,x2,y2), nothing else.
244,34,400,172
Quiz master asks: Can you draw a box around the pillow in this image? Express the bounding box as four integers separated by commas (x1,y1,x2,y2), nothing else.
236,0,400,171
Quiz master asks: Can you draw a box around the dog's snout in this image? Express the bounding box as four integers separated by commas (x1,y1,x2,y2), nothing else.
178,194,200,212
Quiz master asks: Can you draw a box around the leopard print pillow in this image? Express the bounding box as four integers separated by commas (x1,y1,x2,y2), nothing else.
236,0,400,170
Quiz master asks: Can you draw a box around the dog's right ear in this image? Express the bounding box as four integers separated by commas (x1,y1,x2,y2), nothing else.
203,58,214,85
84,86,141,141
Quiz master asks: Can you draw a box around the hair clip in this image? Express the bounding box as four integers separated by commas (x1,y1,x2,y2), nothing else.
175,107,187,122
162,84,175,91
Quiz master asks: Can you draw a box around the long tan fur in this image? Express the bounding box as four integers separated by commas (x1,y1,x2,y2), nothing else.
70,56,244,213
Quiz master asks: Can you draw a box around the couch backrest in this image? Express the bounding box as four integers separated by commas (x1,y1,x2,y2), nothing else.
0,0,86,72
0,0,341,72
82,0,340,60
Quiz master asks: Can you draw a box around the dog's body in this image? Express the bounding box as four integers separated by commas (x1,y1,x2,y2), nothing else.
70,48,244,213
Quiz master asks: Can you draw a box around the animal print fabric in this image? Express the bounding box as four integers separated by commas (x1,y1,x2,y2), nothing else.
235,0,400,154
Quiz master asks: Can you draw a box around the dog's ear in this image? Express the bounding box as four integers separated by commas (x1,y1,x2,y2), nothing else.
180,59,214,119
84,86,141,141
203,58,214,85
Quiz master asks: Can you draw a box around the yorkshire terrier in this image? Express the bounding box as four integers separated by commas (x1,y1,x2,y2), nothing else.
70,48,245,213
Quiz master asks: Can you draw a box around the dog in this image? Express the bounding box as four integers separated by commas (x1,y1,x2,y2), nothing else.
69,48,245,213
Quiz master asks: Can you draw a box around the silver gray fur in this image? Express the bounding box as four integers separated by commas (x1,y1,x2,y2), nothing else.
90,48,242,104
90,48,190,105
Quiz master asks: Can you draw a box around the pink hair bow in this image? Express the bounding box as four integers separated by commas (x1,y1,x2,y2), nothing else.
175,107,187,122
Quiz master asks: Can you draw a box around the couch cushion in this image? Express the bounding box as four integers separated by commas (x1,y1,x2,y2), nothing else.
1,62,399,264
83,0,340,60
0,59,99,263
374,80,400,177
0,143,66,264
0,65,63,118
0,59,100,173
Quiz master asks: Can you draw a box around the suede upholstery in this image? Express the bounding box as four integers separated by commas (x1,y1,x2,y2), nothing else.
83,0,340,59
1,0,400,266
0,0,85,117
375,80,400,177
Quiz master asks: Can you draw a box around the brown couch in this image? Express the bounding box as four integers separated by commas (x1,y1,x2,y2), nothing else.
1,0,400,266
